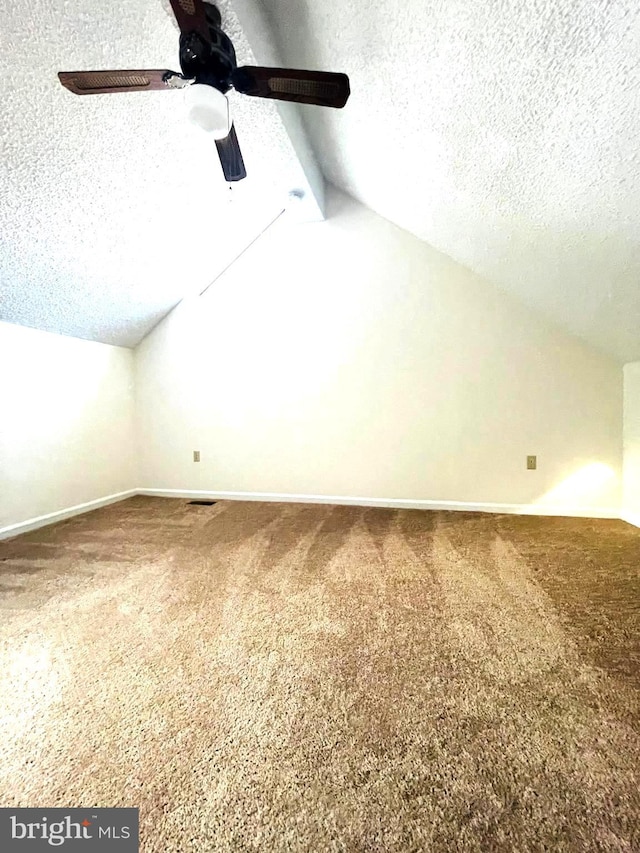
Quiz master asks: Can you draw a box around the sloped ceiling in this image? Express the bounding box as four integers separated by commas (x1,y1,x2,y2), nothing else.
261,0,640,363
3,0,640,360
0,0,320,347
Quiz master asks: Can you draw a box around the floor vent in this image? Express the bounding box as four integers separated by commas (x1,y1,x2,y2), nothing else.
188,500,217,506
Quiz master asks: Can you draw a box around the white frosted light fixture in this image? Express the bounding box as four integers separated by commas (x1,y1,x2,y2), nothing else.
185,84,230,139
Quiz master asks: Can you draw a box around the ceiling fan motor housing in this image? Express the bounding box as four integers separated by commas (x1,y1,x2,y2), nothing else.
179,4,236,92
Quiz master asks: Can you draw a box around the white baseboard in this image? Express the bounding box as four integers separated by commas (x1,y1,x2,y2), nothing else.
620,511,640,529
138,489,621,520
0,488,627,542
0,490,137,541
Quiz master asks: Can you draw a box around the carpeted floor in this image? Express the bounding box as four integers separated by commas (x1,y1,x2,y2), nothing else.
0,497,639,852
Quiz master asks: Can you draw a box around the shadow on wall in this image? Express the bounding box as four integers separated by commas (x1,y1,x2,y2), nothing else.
401,216,640,365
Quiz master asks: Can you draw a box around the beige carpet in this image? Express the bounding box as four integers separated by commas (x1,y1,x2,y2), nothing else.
0,497,639,852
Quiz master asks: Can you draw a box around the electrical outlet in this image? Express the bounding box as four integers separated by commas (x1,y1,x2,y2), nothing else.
527,455,537,470
193,450,200,463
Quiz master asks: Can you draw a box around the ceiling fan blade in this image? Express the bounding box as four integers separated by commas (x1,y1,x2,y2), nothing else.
167,0,210,40
58,70,185,95
215,124,247,182
232,66,350,108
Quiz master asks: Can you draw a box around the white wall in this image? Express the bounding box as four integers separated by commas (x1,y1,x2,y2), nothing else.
622,362,640,526
135,189,623,515
0,322,136,534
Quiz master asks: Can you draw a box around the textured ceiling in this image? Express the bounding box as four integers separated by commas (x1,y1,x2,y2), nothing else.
4,1,640,360
0,0,317,347
261,0,640,363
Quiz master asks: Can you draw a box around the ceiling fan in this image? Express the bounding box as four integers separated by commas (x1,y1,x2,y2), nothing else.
57,0,351,183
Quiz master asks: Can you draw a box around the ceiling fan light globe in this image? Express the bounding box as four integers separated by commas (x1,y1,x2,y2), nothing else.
185,83,230,139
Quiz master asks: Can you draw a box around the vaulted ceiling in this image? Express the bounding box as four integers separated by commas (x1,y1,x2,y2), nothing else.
0,0,320,347
2,0,640,360
261,0,640,363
